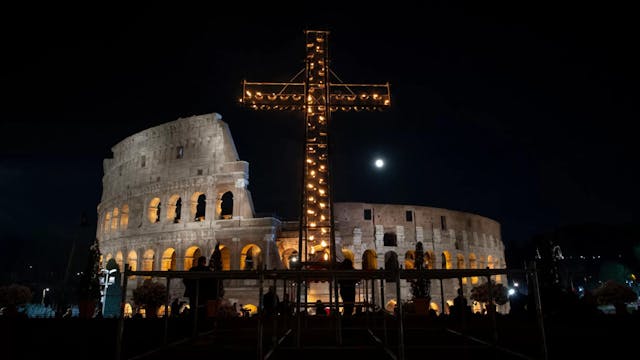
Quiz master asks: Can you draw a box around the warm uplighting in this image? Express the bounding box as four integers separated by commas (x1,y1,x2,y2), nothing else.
323,253,329,261
321,240,327,248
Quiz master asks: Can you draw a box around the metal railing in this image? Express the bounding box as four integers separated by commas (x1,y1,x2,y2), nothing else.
115,264,547,360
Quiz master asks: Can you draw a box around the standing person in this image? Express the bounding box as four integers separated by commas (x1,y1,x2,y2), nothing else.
452,288,468,320
206,245,223,317
262,285,279,317
339,259,357,318
209,242,224,299
183,256,212,318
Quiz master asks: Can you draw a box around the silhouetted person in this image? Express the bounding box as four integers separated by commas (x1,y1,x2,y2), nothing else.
315,300,326,316
170,298,180,317
452,288,468,321
339,259,357,318
183,256,213,318
262,285,279,317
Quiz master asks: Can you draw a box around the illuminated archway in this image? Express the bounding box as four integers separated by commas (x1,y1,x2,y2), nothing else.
220,245,231,270
148,198,161,223
220,191,233,219
341,249,355,263
282,248,298,269
120,204,129,229
442,251,452,269
385,299,397,313
404,250,415,269
362,250,378,270
192,193,206,221
241,244,262,270
430,302,440,315
457,254,467,284
142,249,155,279
425,250,434,269
167,195,182,223
115,251,124,272
104,212,111,234
161,248,176,271
127,251,138,278
111,207,119,230
469,253,478,284
184,246,201,270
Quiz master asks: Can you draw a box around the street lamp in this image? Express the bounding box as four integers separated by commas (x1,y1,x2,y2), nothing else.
99,269,117,315
41,288,50,306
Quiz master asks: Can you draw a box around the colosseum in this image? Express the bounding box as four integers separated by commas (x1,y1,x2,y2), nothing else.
97,112,507,316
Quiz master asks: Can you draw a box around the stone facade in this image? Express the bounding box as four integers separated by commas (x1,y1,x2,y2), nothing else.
97,113,507,315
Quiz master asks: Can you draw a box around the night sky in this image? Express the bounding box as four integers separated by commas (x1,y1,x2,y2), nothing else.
1,3,638,278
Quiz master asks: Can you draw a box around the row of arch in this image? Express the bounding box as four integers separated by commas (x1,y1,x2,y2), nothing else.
101,191,235,234
383,231,501,250
103,243,263,273
104,243,502,288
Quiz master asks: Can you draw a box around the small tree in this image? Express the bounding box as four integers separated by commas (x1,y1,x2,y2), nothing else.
0,284,32,317
470,280,509,306
132,279,167,318
593,280,638,314
410,242,431,300
78,240,101,304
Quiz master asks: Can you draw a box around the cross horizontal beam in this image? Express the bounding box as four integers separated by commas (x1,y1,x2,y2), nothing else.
241,80,391,111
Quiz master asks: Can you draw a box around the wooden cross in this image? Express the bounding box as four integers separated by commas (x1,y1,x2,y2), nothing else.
241,30,391,268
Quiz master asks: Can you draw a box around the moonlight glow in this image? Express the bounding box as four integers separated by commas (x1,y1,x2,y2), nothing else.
375,159,384,168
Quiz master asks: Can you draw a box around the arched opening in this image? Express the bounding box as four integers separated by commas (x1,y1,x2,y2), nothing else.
111,207,119,230
404,250,415,269
383,232,397,246
115,252,124,272
385,299,397,313
120,204,129,230
142,250,155,278
362,250,378,270
127,251,138,278
184,246,201,270
217,246,231,270
457,254,467,284
442,251,452,269
241,244,262,270
469,253,478,284
124,303,133,318
242,303,258,316
487,255,500,283
104,212,111,234
194,194,206,221
341,249,355,263
148,198,161,223
384,251,399,270
220,191,234,220
445,299,454,315
161,248,176,271
430,302,440,315
425,250,434,269
167,195,182,223
282,248,298,269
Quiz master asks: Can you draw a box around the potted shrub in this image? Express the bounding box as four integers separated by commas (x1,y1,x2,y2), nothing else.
409,242,431,315
132,279,168,318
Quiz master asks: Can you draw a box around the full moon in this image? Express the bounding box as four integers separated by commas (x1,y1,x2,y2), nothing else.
374,159,384,168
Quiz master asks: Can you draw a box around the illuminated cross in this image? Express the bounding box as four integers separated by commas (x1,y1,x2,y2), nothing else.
241,30,391,268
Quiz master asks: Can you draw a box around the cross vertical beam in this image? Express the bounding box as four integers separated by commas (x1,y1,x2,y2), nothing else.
303,30,332,266
241,30,391,269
